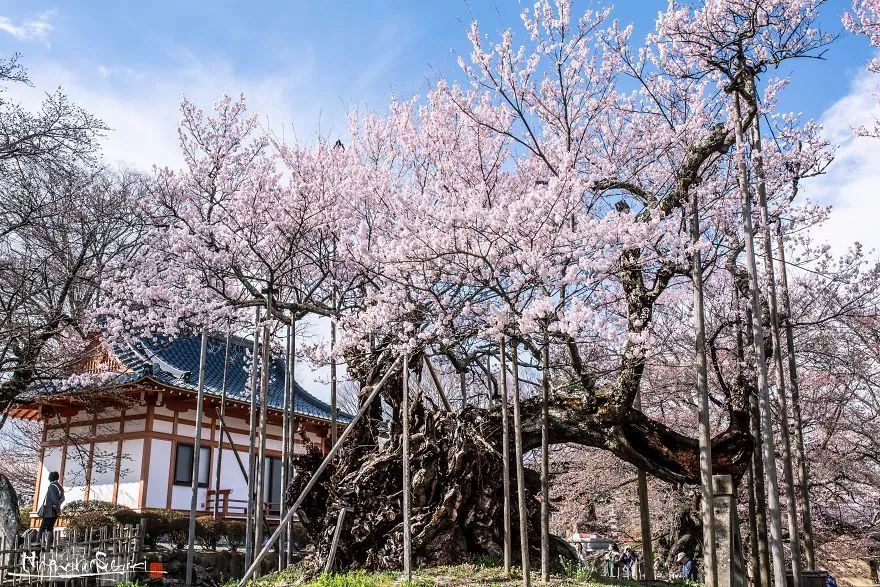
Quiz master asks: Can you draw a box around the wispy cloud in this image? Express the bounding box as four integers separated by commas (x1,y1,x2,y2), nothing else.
4,52,346,169
0,10,56,44
802,68,880,257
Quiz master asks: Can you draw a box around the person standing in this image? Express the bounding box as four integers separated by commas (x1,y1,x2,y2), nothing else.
606,544,621,578
37,472,64,545
621,547,634,579
676,552,698,581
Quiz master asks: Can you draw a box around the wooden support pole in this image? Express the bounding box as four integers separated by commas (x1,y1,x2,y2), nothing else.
459,370,467,410
287,317,297,560
185,332,208,587
213,332,231,519
511,339,531,587
748,80,802,587
278,322,292,570
499,336,512,577
775,224,816,570
690,160,717,587
238,356,403,587
733,90,786,587
331,302,338,449
323,507,352,574
634,390,654,580
423,355,454,413
244,307,260,569
254,288,273,573
540,330,550,584
402,353,412,582
331,238,339,449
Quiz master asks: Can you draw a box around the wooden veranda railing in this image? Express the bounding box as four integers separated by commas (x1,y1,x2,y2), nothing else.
205,489,281,519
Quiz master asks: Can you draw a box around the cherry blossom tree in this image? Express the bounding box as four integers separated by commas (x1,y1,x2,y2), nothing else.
845,0,880,136
292,0,834,572
0,55,142,421
91,0,879,577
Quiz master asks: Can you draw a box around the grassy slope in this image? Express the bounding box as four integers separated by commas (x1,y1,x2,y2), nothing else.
235,564,691,587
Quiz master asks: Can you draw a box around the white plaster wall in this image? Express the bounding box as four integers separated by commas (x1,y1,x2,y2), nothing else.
68,424,92,439
226,428,251,447
127,405,147,416
145,439,170,508
153,419,173,434
260,436,283,452
62,446,88,502
170,484,208,510
88,441,118,502
116,438,143,508
70,411,91,423
215,447,249,515
153,405,174,418
125,418,146,433
221,413,260,446
95,420,121,436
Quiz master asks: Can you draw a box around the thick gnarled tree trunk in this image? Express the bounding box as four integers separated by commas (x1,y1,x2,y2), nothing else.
291,365,752,573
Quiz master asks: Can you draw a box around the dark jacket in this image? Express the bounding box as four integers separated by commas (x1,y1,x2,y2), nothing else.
681,559,698,581
41,482,65,518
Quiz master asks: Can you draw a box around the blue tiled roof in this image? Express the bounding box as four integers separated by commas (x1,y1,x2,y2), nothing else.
115,334,350,423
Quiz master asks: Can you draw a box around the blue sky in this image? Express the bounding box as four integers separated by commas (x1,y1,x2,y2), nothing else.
2,0,878,398
0,0,873,145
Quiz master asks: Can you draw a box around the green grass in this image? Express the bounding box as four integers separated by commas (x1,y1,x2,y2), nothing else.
231,563,694,587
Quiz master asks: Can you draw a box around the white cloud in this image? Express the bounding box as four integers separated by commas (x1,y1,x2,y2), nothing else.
802,69,880,257
0,10,55,44
7,54,346,172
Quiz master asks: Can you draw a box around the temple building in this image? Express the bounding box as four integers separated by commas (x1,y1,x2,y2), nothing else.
9,333,346,526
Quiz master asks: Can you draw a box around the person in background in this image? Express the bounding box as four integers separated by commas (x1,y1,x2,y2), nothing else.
606,544,621,578
630,548,642,580
37,471,65,545
677,551,698,581
621,547,636,579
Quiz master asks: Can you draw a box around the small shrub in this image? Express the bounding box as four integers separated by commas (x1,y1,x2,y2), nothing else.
140,509,170,549
195,515,225,550
224,520,246,552
163,510,189,549
62,499,118,516
66,510,115,533
111,506,141,526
